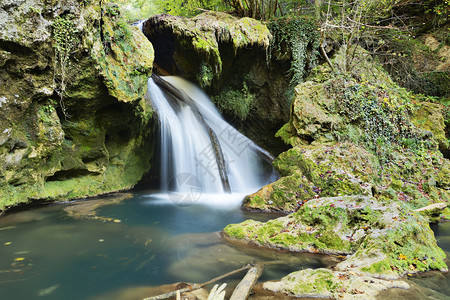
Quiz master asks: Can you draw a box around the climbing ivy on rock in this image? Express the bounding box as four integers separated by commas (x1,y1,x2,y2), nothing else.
52,15,79,118
268,16,320,88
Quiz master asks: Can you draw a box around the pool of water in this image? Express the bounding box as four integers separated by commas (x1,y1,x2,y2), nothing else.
1,191,449,299
0,191,327,299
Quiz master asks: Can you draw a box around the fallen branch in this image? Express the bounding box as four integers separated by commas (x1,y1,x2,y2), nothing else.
229,263,264,300
143,264,251,300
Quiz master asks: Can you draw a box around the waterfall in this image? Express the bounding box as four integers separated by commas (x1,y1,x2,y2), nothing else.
146,75,274,207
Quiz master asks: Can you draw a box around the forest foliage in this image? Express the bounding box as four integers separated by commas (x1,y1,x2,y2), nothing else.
111,0,448,99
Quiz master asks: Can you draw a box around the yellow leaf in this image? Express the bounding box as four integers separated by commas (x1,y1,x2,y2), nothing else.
14,257,25,261
4,242,12,245
398,254,407,260
113,219,121,223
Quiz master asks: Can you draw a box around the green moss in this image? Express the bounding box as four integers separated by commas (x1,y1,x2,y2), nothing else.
246,143,377,212
146,12,270,87
361,260,392,274
412,101,449,151
226,196,448,275
283,269,342,296
442,207,450,220
211,81,255,120
92,4,154,103
224,220,259,239
0,0,155,211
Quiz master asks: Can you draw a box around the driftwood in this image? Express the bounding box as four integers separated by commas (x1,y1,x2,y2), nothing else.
143,264,251,300
143,261,285,300
414,202,447,213
207,283,227,300
229,263,264,300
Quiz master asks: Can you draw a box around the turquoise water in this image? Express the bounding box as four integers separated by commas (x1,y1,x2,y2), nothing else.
1,192,449,299
0,192,326,299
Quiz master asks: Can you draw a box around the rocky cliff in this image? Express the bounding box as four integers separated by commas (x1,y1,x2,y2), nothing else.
0,0,155,211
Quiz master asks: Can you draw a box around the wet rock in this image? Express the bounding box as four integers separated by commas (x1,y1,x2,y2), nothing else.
63,193,133,220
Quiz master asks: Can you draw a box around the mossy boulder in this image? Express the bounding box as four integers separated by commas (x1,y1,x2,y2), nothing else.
412,101,449,153
0,1,155,211
142,11,271,88
263,268,410,299
92,5,154,103
276,81,342,146
245,142,450,213
225,196,448,277
244,143,374,212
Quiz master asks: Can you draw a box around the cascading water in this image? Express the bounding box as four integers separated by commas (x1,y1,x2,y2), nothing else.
146,75,274,207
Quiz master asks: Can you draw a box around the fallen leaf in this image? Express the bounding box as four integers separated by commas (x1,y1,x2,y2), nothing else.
14,257,25,262
398,254,407,260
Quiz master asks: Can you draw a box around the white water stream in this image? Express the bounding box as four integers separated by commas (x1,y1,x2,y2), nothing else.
146,76,272,208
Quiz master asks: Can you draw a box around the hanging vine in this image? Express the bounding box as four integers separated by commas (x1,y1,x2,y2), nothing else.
268,16,320,87
52,15,79,119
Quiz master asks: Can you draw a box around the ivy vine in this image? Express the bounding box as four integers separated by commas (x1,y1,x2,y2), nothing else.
52,15,79,119
268,16,320,88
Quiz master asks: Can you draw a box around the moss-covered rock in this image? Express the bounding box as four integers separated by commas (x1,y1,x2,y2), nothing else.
412,101,449,153
244,143,374,211
226,46,450,297
263,268,410,299
142,11,270,88
245,141,450,213
246,47,450,214
225,196,448,277
0,1,155,211
92,4,154,103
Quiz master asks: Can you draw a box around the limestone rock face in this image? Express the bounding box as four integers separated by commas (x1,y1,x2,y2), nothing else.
0,0,155,211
